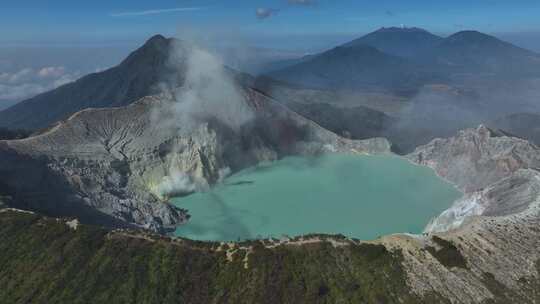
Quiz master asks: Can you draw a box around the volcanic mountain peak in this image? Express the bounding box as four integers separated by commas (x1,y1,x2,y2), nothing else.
436,30,540,61
121,34,176,67
344,26,443,58
442,30,523,49
427,29,540,75
446,30,500,42
374,26,432,33
147,34,168,44
0,35,185,131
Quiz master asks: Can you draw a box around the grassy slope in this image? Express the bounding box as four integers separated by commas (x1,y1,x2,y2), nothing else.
0,211,455,304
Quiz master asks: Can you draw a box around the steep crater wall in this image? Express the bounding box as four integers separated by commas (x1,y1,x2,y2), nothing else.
0,92,389,233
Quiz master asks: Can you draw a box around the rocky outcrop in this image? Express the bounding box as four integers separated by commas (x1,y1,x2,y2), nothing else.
0,91,389,233
408,125,540,192
389,125,540,303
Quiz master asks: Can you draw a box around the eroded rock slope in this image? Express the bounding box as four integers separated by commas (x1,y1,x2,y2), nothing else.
389,125,540,303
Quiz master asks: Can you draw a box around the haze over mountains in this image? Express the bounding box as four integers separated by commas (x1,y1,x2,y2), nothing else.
258,27,540,151
2,27,540,153
427,30,540,77
266,43,436,95
265,27,540,91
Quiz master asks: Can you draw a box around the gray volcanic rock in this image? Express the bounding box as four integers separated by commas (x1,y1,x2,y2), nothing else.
384,167,540,303
372,125,540,302
407,125,540,192
0,90,389,233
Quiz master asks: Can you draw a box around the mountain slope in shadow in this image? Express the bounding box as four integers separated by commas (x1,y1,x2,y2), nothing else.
0,35,183,130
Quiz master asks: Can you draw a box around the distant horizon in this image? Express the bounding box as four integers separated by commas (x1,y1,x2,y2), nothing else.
2,23,540,110
3,0,540,48
2,27,540,53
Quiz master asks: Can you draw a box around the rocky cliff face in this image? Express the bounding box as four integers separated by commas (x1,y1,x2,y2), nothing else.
0,90,389,233
390,125,540,302
408,125,540,192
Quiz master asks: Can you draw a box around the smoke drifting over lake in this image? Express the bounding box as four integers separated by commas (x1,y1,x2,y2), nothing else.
151,37,254,198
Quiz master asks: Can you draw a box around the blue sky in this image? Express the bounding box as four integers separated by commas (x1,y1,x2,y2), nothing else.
2,0,540,47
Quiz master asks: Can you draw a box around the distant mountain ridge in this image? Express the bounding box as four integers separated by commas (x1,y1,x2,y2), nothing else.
425,30,540,75
263,27,446,92
266,43,438,95
4,28,540,132
264,27,540,92
344,27,444,58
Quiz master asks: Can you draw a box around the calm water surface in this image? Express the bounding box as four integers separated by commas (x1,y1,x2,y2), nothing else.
172,154,461,241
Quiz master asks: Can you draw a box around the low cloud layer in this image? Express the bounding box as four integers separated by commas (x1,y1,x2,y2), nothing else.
0,66,81,105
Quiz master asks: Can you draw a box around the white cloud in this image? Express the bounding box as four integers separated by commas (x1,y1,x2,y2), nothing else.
0,68,34,84
0,66,80,103
0,83,47,100
110,7,204,17
38,66,66,78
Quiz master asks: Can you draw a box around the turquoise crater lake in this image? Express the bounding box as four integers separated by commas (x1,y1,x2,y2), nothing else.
172,154,461,241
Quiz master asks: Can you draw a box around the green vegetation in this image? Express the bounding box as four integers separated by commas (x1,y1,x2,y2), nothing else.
0,210,454,304
481,272,521,304
479,268,540,304
426,236,467,269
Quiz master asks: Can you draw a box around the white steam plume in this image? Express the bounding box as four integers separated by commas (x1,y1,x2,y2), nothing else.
154,170,197,199
151,37,254,198
170,44,254,130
